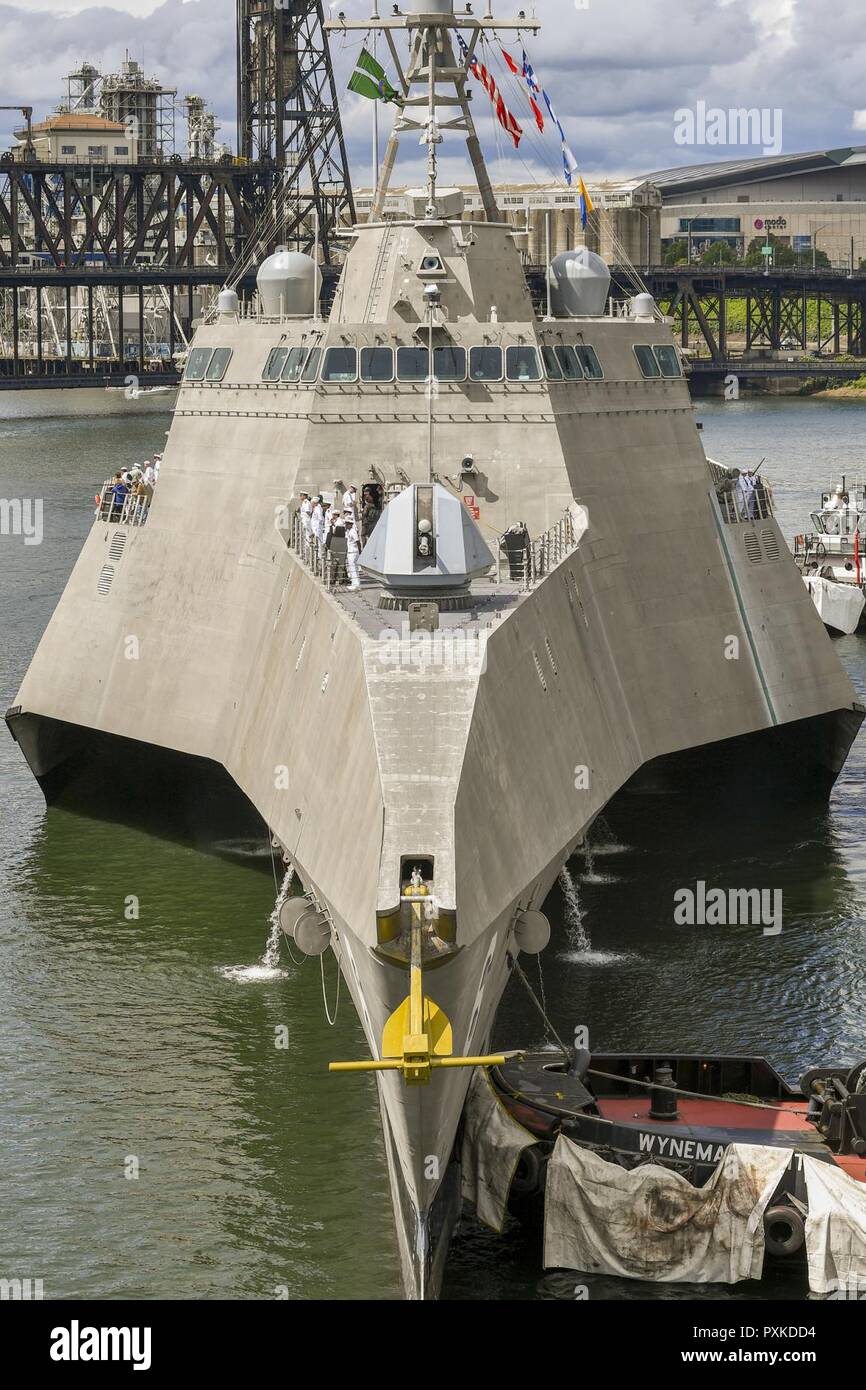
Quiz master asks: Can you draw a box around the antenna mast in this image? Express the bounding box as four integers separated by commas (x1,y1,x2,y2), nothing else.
326,2,539,222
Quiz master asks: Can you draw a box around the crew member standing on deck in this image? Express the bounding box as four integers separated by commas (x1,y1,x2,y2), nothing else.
343,484,358,522
346,513,361,590
735,468,752,521
311,495,325,553
300,493,313,549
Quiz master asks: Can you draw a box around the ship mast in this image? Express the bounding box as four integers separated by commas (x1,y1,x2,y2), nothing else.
325,3,539,223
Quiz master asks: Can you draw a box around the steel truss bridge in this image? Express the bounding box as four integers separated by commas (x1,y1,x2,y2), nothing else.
0,159,344,389
624,265,866,381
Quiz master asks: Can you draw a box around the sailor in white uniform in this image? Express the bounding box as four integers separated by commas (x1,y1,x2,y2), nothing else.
346,513,361,590
311,497,324,535
299,493,313,548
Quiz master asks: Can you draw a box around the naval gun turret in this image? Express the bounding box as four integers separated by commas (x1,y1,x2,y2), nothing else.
359,482,495,611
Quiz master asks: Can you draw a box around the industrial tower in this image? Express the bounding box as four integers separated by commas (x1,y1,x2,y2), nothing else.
236,0,355,261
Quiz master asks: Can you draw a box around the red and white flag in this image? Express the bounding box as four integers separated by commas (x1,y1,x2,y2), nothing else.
456,33,523,149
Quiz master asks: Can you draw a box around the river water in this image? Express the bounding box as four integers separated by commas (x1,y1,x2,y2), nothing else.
0,394,864,1301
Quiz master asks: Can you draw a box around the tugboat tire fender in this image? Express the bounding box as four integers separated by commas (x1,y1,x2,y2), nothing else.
510,1145,545,1198
763,1205,805,1259
845,1060,866,1095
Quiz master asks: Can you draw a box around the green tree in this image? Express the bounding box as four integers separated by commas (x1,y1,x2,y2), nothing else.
699,241,738,266
743,233,797,268
794,247,830,270
663,238,689,266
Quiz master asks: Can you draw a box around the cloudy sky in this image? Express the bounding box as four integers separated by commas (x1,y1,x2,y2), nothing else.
1,0,865,187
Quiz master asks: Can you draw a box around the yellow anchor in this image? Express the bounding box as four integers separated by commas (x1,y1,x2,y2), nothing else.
329,901,509,1085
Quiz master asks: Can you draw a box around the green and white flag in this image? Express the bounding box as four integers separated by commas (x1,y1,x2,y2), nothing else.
348,48,400,104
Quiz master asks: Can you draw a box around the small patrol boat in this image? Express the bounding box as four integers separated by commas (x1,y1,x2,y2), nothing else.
794,476,866,634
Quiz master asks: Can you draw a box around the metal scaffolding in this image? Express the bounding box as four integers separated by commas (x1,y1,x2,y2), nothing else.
99,56,177,160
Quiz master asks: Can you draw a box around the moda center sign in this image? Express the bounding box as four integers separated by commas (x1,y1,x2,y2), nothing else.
754,217,788,232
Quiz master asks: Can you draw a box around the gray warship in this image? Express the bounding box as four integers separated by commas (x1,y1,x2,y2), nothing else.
7,1,863,1299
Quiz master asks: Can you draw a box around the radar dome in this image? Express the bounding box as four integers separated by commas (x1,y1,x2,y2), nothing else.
256,246,319,318
407,0,453,12
631,292,656,320
217,287,239,318
548,248,611,318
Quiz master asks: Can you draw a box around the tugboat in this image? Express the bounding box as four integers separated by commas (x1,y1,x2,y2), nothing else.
6,0,864,1299
491,1049,866,1272
794,476,866,634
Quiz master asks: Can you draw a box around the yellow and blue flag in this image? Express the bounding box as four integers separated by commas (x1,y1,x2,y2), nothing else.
578,174,594,229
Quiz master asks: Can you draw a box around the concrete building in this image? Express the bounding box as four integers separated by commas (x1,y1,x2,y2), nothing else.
650,147,866,268
13,112,138,164
352,180,662,266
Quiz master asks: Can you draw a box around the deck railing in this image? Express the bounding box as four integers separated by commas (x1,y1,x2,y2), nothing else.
498,511,579,589
285,503,581,596
287,510,354,589
95,480,151,527
707,458,774,525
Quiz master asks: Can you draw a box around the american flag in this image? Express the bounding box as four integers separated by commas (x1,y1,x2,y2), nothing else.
456,33,522,149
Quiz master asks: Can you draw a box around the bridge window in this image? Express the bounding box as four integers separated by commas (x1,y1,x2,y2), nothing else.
361,347,394,381
576,346,603,380
654,345,682,378
554,345,583,380
541,346,563,380
397,346,466,381
397,347,428,381
185,347,213,381
506,346,541,382
469,346,502,381
322,347,358,382
634,345,661,378
301,346,322,382
205,347,232,382
281,346,308,381
262,346,288,380
433,346,466,380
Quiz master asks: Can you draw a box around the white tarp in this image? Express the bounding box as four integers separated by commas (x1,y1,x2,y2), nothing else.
803,1156,866,1295
803,575,865,634
461,1068,538,1232
544,1135,792,1284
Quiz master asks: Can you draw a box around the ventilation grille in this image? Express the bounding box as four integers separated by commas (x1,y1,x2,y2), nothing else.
544,637,558,677
97,564,115,595
761,529,780,561
108,531,127,563
743,531,762,564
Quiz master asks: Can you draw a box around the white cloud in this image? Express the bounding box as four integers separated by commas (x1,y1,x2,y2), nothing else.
0,0,864,180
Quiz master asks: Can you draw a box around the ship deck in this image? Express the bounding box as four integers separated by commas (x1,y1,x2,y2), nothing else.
328,574,528,639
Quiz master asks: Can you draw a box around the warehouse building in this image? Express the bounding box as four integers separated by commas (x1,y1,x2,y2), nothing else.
352,179,662,265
